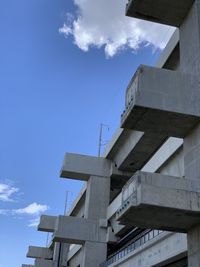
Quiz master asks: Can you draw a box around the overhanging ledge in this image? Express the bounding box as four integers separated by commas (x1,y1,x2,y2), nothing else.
126,0,194,27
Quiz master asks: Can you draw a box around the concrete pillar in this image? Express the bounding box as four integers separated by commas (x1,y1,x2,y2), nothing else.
180,0,200,75
81,242,107,267
181,1,200,266
81,175,110,267
84,175,110,220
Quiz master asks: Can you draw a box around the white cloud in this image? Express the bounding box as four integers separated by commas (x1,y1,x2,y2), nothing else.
28,217,40,227
0,183,19,202
59,0,175,57
14,202,49,215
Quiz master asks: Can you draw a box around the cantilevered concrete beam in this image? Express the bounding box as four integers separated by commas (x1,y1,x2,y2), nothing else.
116,171,200,233
52,216,107,244
60,153,111,180
27,246,53,260
121,65,200,138
126,0,194,27
38,215,57,233
35,259,53,267
60,152,132,181
22,265,34,267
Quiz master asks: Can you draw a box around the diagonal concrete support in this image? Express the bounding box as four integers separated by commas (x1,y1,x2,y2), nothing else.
116,171,200,232
126,0,194,27
27,246,53,260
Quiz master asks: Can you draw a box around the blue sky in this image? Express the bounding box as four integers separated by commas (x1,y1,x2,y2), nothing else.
0,1,173,266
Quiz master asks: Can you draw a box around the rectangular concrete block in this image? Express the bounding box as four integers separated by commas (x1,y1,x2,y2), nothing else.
38,215,57,233
121,65,200,138
53,216,107,244
117,171,200,232
27,246,53,260
35,259,53,267
126,0,194,27
60,153,111,180
22,265,34,267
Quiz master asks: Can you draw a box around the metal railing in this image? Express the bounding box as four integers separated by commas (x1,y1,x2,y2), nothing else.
100,229,163,267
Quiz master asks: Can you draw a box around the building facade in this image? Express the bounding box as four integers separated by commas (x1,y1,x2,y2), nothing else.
22,1,200,266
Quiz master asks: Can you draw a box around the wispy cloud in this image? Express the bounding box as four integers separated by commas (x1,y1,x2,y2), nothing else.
28,217,40,227
0,183,19,202
0,202,49,227
59,0,175,57
14,202,49,215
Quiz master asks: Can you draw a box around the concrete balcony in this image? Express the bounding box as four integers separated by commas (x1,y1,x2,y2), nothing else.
116,171,200,233
35,259,53,267
121,65,200,138
126,0,194,27
38,215,57,233
27,246,53,260
52,216,107,244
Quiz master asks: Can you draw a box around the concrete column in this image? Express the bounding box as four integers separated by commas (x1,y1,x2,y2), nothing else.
81,175,110,266
180,1,200,266
81,242,107,267
84,175,110,220
180,0,200,75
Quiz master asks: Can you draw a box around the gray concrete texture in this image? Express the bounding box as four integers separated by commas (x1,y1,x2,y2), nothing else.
38,215,57,233
126,0,194,27
34,259,53,267
52,216,107,244
27,246,53,260
116,171,200,232
121,65,200,138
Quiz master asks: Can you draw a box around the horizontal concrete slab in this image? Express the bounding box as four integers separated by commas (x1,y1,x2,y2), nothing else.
116,171,200,232
22,265,34,267
60,153,111,180
38,215,57,233
35,259,53,267
121,65,200,138
126,0,194,27
53,216,107,244
27,246,53,260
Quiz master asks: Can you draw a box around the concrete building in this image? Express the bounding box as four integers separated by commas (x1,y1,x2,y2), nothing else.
22,0,200,266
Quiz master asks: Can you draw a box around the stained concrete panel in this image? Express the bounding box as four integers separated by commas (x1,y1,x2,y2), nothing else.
126,0,194,27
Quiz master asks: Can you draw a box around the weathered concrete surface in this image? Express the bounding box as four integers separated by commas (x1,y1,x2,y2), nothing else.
121,65,200,138
52,216,107,244
38,215,57,233
82,241,107,267
34,259,53,267
27,246,53,260
84,175,110,219
60,153,111,180
116,171,200,232
22,265,34,267
108,232,187,267
126,0,194,27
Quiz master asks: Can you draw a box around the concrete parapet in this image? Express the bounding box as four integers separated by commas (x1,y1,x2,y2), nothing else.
52,216,107,244
126,0,194,27
38,215,57,232
116,171,200,232
121,65,200,138
27,246,53,260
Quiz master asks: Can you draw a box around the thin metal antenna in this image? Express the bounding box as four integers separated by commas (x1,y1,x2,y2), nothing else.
46,233,49,247
98,123,109,157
